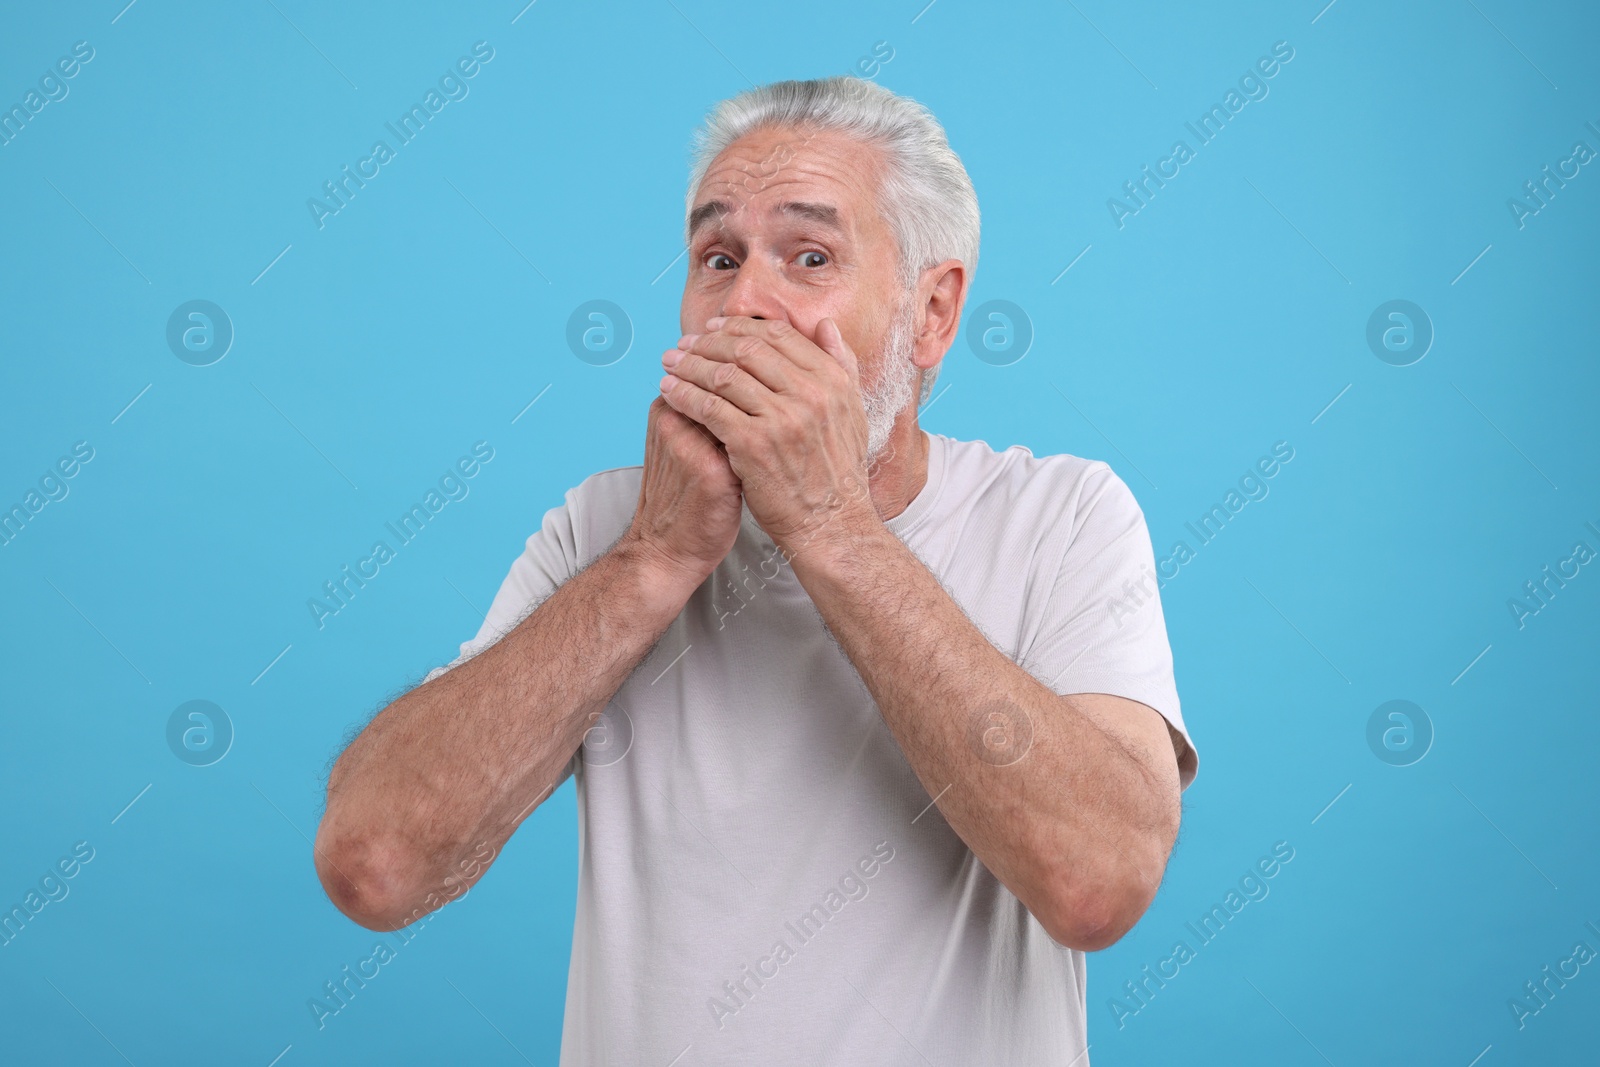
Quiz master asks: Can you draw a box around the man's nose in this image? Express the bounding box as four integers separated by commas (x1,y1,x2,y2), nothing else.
718,258,782,322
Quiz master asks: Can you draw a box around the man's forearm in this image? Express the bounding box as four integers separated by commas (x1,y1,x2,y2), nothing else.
314,534,698,930
784,511,1179,950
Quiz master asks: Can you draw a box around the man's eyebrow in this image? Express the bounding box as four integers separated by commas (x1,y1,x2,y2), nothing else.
775,201,841,229
686,199,844,241
688,200,729,239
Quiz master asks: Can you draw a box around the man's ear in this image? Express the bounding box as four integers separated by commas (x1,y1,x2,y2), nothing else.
913,259,968,371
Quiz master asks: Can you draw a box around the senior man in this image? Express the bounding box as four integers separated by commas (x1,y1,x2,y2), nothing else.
315,75,1198,1063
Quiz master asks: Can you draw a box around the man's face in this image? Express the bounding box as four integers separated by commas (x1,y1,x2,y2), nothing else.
682,126,921,457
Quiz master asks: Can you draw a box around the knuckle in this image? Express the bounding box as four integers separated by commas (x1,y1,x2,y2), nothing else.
766,318,792,339
712,361,741,389
735,336,766,362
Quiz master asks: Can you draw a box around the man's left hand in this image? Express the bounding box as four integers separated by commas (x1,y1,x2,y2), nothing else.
658,315,877,552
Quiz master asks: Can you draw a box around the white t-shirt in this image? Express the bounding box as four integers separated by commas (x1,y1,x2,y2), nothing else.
427,431,1198,1065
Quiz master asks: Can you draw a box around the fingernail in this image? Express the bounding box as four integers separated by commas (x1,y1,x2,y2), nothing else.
662,347,683,367
678,333,699,349
659,374,676,392
705,316,726,329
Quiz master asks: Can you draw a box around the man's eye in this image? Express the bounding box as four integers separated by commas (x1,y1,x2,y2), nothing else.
796,251,828,268
704,253,737,270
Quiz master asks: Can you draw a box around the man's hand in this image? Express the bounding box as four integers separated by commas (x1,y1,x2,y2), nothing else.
658,315,875,554
623,395,745,586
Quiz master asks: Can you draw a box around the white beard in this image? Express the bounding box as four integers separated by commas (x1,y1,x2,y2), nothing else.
858,292,921,466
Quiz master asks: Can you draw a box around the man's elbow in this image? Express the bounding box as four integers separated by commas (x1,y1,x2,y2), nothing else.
1037,854,1166,951
1038,887,1146,952
314,826,429,932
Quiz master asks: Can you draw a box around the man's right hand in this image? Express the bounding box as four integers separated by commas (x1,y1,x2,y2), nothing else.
622,396,744,587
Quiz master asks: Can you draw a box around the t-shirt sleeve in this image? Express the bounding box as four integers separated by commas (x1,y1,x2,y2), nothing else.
420,483,588,788
1021,462,1198,790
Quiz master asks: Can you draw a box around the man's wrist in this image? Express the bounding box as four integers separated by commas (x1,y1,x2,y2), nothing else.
778,498,891,581
611,533,711,616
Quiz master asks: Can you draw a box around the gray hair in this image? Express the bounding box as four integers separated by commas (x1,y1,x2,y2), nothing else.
684,76,979,407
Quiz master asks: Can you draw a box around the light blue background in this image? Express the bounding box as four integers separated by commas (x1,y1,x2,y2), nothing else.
2,1,1596,1063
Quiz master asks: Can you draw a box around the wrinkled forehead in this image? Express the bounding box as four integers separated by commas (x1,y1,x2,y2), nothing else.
689,126,888,236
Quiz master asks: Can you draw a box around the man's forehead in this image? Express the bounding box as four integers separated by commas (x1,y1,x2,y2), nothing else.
691,129,883,234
